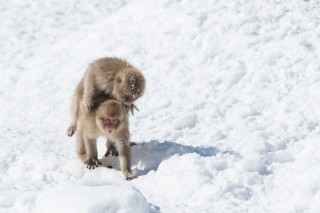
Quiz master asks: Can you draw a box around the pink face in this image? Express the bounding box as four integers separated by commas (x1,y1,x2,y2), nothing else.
103,117,119,133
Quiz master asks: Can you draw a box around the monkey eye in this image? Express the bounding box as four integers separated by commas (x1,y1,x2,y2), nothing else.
103,118,113,123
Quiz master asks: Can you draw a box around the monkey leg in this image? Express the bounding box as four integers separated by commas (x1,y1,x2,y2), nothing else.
105,140,118,157
68,83,82,137
116,142,137,180
105,141,136,157
83,73,95,111
129,142,136,146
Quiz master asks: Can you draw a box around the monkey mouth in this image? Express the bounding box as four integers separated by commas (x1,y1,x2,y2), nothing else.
104,121,118,133
124,95,135,104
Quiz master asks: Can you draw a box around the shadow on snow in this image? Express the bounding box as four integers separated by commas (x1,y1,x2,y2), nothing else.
100,140,216,176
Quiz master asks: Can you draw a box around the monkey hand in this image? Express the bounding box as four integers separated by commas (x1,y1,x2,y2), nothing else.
130,104,139,116
124,171,138,180
84,158,102,169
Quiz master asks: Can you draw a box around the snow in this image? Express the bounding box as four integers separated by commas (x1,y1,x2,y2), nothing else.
32,184,149,213
1,0,320,212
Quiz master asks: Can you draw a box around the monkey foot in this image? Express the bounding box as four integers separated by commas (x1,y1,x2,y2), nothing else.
84,158,102,169
66,124,77,137
105,149,119,157
105,142,136,157
129,142,136,146
124,172,138,180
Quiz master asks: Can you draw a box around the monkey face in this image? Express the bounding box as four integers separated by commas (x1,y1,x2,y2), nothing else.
113,68,145,104
96,100,126,133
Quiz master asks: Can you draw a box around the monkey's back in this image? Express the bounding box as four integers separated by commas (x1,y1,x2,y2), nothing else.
88,57,134,92
93,57,134,74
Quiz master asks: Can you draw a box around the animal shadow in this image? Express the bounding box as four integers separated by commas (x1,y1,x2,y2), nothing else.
100,140,216,176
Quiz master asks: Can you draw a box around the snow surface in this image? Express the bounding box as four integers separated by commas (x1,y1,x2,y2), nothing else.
1,0,320,212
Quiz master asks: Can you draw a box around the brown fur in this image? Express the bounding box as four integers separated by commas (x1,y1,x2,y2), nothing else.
67,57,145,137
76,99,137,180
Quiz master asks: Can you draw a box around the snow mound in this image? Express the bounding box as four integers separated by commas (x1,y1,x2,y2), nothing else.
32,184,149,213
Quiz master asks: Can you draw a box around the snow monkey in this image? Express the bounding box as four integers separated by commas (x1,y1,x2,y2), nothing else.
67,57,146,137
76,99,137,180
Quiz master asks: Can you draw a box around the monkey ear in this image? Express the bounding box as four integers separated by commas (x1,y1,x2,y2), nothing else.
116,77,122,84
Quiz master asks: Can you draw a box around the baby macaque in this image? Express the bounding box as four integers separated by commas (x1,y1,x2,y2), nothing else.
67,57,145,137
76,99,137,180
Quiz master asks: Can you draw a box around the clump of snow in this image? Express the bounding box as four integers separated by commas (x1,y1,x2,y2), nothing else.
1,0,320,212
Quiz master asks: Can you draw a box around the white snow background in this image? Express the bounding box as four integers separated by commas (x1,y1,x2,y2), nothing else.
1,0,320,212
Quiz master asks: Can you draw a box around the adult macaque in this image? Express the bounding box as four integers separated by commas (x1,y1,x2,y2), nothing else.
76,99,137,180
67,57,145,137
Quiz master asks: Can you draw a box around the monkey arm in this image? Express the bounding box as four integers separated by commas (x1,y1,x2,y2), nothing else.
115,140,137,180
66,82,84,137
83,137,101,169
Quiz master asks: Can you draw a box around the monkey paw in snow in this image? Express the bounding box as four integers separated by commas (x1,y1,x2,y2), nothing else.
84,158,102,169
124,171,138,180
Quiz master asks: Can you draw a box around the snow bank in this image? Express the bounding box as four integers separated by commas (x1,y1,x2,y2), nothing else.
32,184,149,213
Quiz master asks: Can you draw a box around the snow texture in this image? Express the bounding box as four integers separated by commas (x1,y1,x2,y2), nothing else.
1,0,320,212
